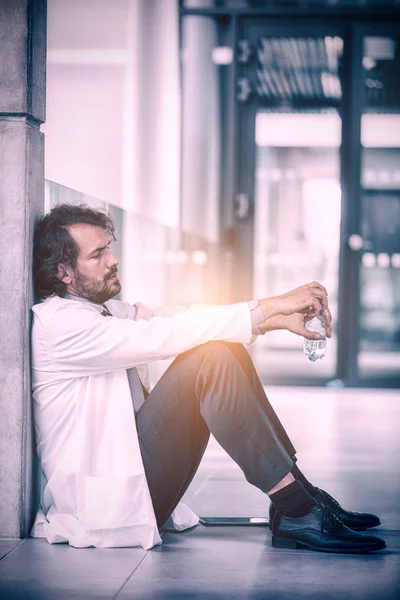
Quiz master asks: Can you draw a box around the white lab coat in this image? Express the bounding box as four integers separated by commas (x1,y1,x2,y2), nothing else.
30,295,253,549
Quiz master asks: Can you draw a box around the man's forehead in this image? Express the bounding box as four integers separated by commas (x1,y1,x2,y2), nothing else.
67,223,109,248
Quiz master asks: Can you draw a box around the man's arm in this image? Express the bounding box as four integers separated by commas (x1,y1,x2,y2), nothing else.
121,281,331,341
78,281,331,378
41,301,253,377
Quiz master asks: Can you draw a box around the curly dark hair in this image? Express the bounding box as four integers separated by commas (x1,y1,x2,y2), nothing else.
33,203,116,300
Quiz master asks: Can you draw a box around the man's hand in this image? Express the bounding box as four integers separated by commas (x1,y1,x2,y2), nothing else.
259,282,329,320
257,282,332,340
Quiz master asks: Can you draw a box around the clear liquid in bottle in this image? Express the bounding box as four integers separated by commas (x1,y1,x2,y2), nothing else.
303,315,327,362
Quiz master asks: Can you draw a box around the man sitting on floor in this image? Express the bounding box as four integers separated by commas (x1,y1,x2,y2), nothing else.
30,203,385,553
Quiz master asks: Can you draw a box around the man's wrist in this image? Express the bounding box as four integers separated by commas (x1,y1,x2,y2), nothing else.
258,297,279,321
248,300,265,335
259,314,286,334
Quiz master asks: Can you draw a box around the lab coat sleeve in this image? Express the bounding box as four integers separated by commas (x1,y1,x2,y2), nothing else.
122,301,206,320
121,301,261,345
39,301,253,378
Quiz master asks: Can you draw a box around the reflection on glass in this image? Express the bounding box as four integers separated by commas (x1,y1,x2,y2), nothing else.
253,112,341,381
45,180,224,311
358,35,400,381
250,32,344,382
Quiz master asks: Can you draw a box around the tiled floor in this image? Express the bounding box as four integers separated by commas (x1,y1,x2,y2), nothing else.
1,387,399,599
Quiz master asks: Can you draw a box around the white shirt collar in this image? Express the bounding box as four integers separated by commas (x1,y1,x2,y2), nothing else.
64,293,105,314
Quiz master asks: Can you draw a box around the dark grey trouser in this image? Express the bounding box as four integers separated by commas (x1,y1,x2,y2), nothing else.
136,341,296,529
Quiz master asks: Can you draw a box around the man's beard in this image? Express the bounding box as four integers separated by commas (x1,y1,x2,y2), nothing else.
72,267,121,304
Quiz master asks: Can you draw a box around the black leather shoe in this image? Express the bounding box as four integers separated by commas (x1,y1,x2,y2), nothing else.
269,488,381,531
313,487,381,531
271,505,386,553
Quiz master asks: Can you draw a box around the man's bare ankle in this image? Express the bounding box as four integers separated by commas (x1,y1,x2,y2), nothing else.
267,472,295,496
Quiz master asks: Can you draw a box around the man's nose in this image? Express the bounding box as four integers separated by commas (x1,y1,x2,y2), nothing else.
107,249,119,268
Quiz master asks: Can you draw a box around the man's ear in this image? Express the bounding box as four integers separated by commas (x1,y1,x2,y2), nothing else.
57,264,72,284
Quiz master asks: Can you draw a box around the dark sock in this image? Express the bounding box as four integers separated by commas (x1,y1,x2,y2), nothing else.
269,480,317,518
291,464,316,497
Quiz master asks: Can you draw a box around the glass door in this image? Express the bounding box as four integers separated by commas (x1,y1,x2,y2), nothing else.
356,29,400,386
233,19,400,386
234,20,344,384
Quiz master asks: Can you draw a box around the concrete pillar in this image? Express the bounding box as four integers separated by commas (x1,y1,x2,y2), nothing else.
0,0,46,537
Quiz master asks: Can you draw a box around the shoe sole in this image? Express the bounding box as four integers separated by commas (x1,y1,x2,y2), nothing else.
269,522,380,532
272,536,386,554
344,523,381,531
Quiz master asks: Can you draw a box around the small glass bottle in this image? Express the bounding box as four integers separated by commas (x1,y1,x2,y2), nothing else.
303,315,327,362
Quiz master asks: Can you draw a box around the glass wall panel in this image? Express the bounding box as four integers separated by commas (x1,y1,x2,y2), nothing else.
358,34,400,381
45,0,181,227
249,33,343,382
45,180,225,311
253,112,341,381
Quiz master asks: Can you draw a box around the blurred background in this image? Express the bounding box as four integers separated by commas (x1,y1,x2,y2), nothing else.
43,0,400,388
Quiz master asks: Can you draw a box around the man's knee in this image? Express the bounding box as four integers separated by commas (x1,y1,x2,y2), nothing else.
196,340,245,362
199,342,257,380
176,341,248,369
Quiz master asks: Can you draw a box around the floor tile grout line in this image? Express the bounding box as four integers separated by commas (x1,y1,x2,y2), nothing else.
110,551,149,600
0,540,25,564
